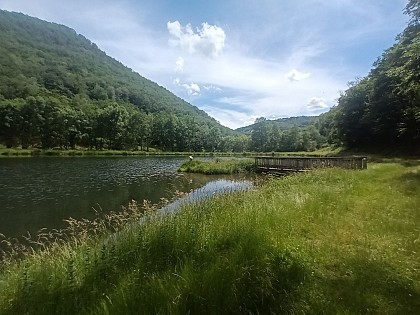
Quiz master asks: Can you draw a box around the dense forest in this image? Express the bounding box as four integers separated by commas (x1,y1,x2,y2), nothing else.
237,116,326,152
1,0,419,154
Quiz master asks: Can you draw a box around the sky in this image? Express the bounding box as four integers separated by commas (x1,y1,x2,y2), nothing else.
0,0,410,129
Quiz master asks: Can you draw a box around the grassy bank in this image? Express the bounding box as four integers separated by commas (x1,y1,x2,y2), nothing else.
1,162,419,314
178,157,255,174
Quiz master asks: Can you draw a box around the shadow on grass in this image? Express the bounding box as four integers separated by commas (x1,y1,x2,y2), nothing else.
395,170,420,196
399,159,420,167
1,235,308,314
321,257,420,314
366,156,420,166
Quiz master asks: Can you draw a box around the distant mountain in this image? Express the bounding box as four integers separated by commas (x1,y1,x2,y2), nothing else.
236,116,318,134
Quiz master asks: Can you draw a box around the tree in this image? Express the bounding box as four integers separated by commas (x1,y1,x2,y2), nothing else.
251,117,268,152
282,125,303,151
0,100,22,147
96,104,130,150
267,123,281,152
405,0,420,26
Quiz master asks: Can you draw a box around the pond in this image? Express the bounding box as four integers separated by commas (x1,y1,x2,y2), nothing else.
0,156,254,239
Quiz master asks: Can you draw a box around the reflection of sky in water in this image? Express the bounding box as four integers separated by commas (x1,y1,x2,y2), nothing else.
159,179,253,214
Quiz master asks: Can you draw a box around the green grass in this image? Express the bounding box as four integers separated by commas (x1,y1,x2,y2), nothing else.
1,162,419,314
178,158,256,174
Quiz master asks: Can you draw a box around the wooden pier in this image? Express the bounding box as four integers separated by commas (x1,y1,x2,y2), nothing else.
255,156,367,173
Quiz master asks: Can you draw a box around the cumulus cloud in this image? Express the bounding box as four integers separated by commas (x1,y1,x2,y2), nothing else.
167,21,226,57
182,82,201,96
201,106,259,130
285,69,311,81
175,56,184,71
306,97,329,112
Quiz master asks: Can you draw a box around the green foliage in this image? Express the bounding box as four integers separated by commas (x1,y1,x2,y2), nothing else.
245,117,327,152
236,116,317,134
405,0,420,26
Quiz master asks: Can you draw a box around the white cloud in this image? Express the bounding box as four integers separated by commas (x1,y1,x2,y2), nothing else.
173,78,201,96
203,85,222,92
175,56,184,71
182,82,201,96
170,49,342,119
216,96,250,106
285,69,312,81
306,97,329,112
167,21,226,57
201,106,259,130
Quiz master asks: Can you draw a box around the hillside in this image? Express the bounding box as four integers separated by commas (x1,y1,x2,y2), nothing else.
0,10,236,151
236,116,317,134
0,10,221,120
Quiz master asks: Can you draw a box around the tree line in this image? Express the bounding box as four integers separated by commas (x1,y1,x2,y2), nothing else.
2,95,328,152
0,96,251,152
248,117,327,152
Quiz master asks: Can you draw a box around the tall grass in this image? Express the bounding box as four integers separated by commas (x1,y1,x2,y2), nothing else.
1,162,419,314
178,157,255,174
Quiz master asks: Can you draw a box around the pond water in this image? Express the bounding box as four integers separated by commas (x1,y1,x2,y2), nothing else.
0,156,254,239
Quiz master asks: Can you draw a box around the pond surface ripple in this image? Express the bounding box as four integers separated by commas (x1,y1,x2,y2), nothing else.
0,156,255,238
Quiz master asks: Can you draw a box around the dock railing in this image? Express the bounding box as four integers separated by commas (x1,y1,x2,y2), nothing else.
255,156,367,172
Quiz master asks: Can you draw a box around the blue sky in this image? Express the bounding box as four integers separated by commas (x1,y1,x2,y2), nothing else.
0,0,409,128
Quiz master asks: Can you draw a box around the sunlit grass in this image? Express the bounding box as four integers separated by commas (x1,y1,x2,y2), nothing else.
1,161,419,314
178,157,255,174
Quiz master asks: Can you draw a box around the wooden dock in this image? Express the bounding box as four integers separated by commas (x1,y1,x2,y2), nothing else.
255,156,367,173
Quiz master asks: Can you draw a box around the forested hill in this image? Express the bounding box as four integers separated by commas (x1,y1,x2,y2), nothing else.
0,10,235,151
236,116,317,134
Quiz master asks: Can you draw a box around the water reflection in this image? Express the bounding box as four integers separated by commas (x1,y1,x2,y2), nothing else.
0,156,255,238
159,179,253,214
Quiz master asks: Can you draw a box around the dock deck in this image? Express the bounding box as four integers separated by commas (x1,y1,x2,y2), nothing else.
255,156,367,173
